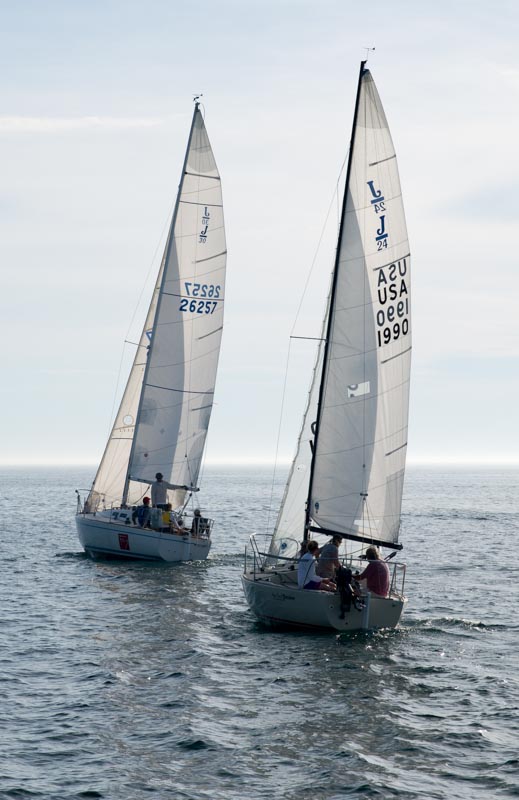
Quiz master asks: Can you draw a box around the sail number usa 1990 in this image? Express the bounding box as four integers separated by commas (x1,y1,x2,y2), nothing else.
375,259,409,347
368,179,409,348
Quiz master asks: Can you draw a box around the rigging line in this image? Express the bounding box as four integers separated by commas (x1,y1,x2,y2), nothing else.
105,200,175,442
268,117,350,537
265,336,294,538
290,152,348,337
124,203,175,354
363,498,377,539
336,153,346,235
197,403,216,509
185,454,196,497
198,431,208,494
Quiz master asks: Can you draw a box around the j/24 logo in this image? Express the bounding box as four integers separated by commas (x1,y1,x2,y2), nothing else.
367,180,388,250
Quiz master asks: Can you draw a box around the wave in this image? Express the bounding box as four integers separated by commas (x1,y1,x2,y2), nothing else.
405,616,513,633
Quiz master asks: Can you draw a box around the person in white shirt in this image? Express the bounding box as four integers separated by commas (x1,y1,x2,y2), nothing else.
297,541,336,592
151,472,168,509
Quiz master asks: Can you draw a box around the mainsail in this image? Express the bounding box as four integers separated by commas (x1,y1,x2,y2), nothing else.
274,64,411,552
309,65,411,548
86,106,226,510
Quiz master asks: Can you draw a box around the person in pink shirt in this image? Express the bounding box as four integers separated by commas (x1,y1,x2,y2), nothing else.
356,546,390,597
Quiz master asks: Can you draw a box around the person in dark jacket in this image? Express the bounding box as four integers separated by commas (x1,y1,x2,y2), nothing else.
132,497,151,528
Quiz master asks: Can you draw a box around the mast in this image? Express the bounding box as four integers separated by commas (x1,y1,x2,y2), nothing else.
304,60,366,540
122,102,201,507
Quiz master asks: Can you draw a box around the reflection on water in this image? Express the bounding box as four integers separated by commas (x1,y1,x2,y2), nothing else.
0,465,518,799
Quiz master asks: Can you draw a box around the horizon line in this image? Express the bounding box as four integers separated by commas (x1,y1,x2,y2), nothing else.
1,457,519,468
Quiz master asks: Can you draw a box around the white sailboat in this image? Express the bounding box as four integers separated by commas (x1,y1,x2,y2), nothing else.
242,63,411,630
76,101,226,561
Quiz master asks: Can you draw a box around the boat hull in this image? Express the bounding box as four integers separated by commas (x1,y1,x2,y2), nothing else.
241,570,405,632
76,514,211,562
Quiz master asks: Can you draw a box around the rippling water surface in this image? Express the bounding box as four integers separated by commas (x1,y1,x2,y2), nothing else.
1,465,518,799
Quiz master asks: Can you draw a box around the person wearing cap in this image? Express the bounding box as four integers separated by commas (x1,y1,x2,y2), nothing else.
151,472,169,510
132,496,151,528
316,534,342,580
356,546,390,597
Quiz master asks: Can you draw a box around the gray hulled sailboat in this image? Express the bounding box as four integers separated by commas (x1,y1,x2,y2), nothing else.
242,63,412,630
76,103,226,561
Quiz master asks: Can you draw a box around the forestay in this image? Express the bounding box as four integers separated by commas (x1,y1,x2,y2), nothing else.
309,67,411,547
269,302,329,561
86,107,226,510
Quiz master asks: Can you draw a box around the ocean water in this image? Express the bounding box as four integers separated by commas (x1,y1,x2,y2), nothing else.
0,465,518,800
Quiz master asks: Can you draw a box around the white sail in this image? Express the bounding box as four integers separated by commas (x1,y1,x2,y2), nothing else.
308,67,411,546
86,107,226,510
85,250,167,511
269,297,330,560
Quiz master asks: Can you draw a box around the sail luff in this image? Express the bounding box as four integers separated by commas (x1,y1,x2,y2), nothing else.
121,104,201,507
305,60,367,540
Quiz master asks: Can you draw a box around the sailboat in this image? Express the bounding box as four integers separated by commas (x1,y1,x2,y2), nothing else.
242,63,411,630
76,101,226,561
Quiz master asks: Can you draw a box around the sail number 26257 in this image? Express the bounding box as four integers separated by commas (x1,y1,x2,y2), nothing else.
179,282,222,315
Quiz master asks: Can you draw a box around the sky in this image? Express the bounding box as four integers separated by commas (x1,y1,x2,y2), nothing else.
1,0,518,467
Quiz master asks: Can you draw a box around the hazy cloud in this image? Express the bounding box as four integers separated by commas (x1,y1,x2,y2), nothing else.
0,115,164,133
